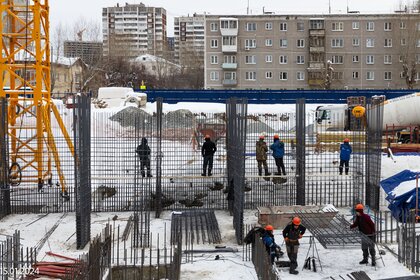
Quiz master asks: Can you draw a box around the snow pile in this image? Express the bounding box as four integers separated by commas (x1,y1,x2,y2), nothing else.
322,204,338,212
109,106,152,127
247,120,276,133
164,109,195,128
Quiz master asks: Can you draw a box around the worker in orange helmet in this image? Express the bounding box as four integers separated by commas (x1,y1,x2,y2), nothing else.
256,135,271,176
270,134,286,176
262,224,283,264
282,217,306,275
339,138,352,175
350,203,376,266
201,135,217,176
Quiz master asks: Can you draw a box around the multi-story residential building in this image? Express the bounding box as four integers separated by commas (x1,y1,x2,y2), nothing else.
102,3,167,59
174,14,205,67
205,13,420,89
64,41,103,65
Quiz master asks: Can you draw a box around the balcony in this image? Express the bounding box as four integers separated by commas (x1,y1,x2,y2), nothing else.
220,28,238,36
309,46,325,53
222,45,237,53
222,63,237,70
308,79,324,86
309,29,325,36
223,79,237,86
308,62,325,69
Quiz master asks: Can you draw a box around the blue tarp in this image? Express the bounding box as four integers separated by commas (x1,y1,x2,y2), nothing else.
381,170,420,222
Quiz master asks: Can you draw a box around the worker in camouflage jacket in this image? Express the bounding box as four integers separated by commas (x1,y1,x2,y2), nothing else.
256,135,271,176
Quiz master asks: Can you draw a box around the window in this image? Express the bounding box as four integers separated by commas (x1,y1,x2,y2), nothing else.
280,22,287,31
224,72,236,80
399,55,405,62
384,38,392,47
331,22,343,31
265,39,273,46
366,22,374,31
245,71,256,80
331,38,344,48
331,55,343,64
210,71,219,81
417,39,420,47
297,39,305,48
384,55,392,64
279,55,288,64
221,20,237,29
222,36,236,46
417,22,420,31
352,38,360,46
332,72,343,80
296,55,305,64
279,72,288,80
400,21,407,29
384,22,392,31
265,71,273,79
401,38,407,46
246,22,257,31
352,55,359,63
244,39,256,48
210,39,218,48
417,54,420,64
366,71,375,80
210,55,218,64
366,38,375,48
210,22,218,31
297,22,304,31
352,71,359,79
265,55,273,63
279,39,288,48
352,22,360,29
366,55,374,64
245,55,256,64
296,71,305,80
384,71,392,80
265,22,272,30
224,55,236,63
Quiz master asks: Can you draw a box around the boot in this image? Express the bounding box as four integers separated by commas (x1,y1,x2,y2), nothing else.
147,173,153,177
339,167,343,175
289,269,299,275
371,259,376,266
359,259,368,265
345,168,349,175
208,169,212,176
141,171,145,178
264,169,271,176
201,169,206,176
258,168,262,176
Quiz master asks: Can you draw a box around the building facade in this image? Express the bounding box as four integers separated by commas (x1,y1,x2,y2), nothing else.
204,13,420,89
102,3,167,59
64,41,103,65
174,14,205,67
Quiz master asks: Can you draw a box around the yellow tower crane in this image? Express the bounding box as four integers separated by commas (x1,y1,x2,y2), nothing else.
0,0,73,199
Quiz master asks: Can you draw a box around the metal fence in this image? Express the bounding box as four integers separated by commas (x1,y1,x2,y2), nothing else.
251,233,278,280
0,98,10,219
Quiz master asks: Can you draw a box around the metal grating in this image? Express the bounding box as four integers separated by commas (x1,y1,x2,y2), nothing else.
0,98,10,219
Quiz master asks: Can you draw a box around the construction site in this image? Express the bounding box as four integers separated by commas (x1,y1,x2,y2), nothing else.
2,1,420,280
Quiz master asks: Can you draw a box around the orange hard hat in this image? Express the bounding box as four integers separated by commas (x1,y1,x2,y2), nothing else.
355,203,364,210
259,135,265,139
292,217,301,225
205,135,210,139
344,138,350,142
273,134,279,139
265,225,274,231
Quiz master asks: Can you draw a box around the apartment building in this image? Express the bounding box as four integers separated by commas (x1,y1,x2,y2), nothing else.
174,14,205,67
102,3,167,59
204,13,420,89
64,41,103,65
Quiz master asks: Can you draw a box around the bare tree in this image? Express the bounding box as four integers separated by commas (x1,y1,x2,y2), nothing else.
50,22,69,93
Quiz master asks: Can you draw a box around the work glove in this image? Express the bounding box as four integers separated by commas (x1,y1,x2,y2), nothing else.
284,237,289,242
298,234,303,239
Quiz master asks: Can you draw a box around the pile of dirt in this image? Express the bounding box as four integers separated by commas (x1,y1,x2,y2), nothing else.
247,120,276,134
109,107,153,127
164,109,195,128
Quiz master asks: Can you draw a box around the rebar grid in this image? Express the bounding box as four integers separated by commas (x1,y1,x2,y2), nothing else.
0,98,10,219
296,210,374,249
170,210,221,245
74,94,91,249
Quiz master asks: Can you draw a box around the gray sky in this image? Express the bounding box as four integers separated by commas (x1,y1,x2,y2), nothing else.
50,0,409,37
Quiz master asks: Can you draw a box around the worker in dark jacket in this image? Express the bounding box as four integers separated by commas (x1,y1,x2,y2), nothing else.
256,135,270,176
262,225,283,264
350,204,376,266
339,138,352,175
283,217,306,275
201,135,217,176
270,134,286,175
136,137,152,177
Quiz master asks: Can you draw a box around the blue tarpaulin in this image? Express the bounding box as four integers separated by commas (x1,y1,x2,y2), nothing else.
381,170,420,222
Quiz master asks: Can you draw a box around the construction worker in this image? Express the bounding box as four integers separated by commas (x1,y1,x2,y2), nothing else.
201,135,217,176
283,217,306,275
350,204,376,266
339,138,352,175
270,134,286,175
256,135,271,176
136,137,152,177
262,225,283,264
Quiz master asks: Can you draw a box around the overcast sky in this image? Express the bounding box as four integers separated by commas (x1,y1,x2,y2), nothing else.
50,0,409,37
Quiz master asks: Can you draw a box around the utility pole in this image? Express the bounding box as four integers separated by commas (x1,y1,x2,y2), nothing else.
329,0,331,14
247,0,250,15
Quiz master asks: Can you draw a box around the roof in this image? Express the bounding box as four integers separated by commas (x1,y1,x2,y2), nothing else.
132,54,181,69
53,56,83,67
